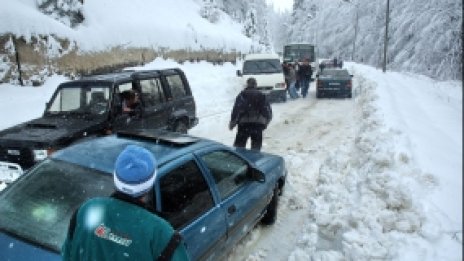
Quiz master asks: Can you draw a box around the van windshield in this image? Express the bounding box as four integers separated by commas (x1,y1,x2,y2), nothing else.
243,59,282,74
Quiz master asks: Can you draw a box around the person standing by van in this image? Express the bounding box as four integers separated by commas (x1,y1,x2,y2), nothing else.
287,64,299,99
229,77,272,151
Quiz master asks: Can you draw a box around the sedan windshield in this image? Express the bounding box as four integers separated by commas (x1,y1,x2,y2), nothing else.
243,59,282,74
46,84,112,116
0,159,114,252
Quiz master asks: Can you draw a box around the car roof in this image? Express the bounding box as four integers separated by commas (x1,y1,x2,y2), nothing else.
51,130,220,174
58,68,183,86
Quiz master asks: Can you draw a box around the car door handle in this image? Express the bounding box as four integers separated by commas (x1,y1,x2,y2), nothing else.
228,205,236,214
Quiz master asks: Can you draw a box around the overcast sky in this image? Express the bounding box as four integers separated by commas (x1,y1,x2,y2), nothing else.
266,0,293,13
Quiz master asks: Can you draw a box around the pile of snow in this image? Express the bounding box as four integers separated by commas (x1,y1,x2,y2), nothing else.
287,69,462,260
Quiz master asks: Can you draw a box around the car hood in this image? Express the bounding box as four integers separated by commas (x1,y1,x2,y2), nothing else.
0,117,105,145
0,232,60,261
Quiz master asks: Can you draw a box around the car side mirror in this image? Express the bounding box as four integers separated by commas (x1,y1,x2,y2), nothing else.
249,167,265,183
350,75,353,78
236,70,242,77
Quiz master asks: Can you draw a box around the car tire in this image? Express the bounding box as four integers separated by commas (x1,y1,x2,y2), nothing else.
174,120,188,134
281,93,287,102
348,92,352,98
261,185,279,225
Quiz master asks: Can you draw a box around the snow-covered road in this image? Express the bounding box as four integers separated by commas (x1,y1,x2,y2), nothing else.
0,60,461,260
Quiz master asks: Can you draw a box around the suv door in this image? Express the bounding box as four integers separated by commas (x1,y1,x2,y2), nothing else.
162,71,196,133
156,156,227,261
111,81,145,130
138,77,170,130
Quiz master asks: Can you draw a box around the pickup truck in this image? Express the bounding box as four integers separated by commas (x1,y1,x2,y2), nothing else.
0,68,198,185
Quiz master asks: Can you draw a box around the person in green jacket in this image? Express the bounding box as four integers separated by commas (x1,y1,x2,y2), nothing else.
62,145,190,261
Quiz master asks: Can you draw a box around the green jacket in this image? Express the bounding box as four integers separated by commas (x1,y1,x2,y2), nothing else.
62,195,190,261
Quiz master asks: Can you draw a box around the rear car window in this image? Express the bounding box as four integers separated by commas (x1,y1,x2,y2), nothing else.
0,159,114,252
321,69,350,77
165,74,187,99
140,78,165,106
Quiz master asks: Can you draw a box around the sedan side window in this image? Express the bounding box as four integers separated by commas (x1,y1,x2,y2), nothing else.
201,151,249,200
159,160,214,229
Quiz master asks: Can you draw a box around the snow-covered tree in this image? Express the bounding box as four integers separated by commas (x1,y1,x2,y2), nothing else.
200,0,221,23
36,0,84,27
284,0,462,80
243,7,258,39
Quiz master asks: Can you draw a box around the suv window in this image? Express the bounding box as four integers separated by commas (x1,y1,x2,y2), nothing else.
159,160,213,229
201,151,249,200
140,78,165,106
48,85,111,115
165,74,186,98
118,82,133,93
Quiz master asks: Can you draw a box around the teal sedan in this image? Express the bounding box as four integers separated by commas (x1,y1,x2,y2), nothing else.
0,130,286,261
316,68,353,98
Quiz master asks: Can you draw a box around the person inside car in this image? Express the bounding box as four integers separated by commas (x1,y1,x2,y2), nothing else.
121,89,142,119
62,145,190,261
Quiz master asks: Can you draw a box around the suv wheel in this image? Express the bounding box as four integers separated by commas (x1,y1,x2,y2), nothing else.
174,120,188,134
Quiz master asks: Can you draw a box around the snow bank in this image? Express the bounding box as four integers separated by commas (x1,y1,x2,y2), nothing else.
288,71,462,260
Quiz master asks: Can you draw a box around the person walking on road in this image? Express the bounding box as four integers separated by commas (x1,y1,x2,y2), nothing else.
62,145,190,261
229,77,272,151
298,59,313,98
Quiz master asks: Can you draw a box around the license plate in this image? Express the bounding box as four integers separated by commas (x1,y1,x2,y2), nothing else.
329,82,340,85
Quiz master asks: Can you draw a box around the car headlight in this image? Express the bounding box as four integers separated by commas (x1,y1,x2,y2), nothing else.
33,149,49,161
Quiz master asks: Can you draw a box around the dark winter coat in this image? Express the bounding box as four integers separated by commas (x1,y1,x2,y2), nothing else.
230,87,272,128
62,193,190,261
298,64,312,79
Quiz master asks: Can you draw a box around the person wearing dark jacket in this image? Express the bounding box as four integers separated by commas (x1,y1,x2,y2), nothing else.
298,59,313,98
62,145,190,261
229,77,272,151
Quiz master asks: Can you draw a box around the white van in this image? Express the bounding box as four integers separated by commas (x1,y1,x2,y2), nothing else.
236,53,287,102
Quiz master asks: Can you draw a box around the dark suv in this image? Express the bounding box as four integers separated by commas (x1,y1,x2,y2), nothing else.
0,68,198,171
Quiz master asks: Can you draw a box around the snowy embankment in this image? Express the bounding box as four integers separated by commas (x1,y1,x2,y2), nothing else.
286,65,462,261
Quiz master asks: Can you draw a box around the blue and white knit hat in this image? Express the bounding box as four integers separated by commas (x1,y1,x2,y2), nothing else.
114,145,157,197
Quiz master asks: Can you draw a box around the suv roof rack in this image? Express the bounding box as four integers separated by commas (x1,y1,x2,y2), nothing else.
116,130,200,146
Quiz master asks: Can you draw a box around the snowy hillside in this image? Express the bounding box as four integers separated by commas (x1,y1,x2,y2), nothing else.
0,0,255,52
